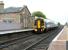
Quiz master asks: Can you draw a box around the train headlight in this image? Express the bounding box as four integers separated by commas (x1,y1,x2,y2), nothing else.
41,29,42,32
34,29,37,31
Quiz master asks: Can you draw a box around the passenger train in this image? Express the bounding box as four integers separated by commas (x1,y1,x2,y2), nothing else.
33,17,58,33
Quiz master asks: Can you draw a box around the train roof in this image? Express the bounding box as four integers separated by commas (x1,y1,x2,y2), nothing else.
44,19,58,24
35,16,44,20
44,19,53,22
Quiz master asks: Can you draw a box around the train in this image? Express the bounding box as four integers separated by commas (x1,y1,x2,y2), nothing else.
33,17,58,33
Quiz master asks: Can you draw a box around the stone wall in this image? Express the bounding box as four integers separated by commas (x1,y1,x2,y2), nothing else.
0,13,20,23
19,6,34,28
0,22,22,30
0,6,34,30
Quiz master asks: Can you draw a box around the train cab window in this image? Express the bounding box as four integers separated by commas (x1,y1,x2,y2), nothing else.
34,20,37,25
34,19,44,26
41,19,44,25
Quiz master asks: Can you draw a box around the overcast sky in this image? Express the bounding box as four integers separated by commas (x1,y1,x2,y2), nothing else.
2,0,68,25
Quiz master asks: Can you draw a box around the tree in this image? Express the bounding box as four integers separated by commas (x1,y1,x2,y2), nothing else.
32,11,46,19
58,22,60,26
65,22,68,26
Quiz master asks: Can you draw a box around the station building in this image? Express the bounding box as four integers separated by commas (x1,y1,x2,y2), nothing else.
0,1,34,30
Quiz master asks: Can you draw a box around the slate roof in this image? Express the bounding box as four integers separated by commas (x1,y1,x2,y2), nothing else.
4,7,22,13
0,6,27,13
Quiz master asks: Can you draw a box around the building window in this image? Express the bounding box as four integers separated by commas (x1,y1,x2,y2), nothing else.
20,14,23,23
3,20,7,23
8,20,12,23
3,20,13,23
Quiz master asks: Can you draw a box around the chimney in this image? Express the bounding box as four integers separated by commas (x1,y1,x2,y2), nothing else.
0,1,4,12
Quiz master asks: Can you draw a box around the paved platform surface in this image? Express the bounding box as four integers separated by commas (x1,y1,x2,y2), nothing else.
0,29,33,34
48,26,68,50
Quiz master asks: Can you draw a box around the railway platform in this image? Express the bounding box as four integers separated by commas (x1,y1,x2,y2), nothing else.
0,29,33,35
48,25,68,50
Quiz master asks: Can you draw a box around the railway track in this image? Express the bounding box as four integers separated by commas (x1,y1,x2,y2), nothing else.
0,31,49,50
0,26,63,50
0,31,33,43
0,31,34,47
26,26,64,50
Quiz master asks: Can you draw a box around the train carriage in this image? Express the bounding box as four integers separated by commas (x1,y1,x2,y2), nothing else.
33,17,58,33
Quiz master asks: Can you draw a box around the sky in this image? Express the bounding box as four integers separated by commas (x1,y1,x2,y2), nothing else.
1,0,68,25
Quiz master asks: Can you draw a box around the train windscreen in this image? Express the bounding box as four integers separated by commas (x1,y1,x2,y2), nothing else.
34,19,44,28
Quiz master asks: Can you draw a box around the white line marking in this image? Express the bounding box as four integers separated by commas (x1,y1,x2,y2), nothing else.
0,29,33,34
52,27,64,41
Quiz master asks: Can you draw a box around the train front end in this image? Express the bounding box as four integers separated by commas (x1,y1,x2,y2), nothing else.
34,18,45,33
